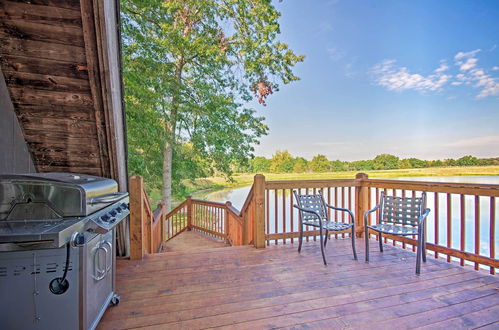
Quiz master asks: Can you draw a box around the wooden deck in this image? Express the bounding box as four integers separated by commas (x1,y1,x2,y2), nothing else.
160,230,228,253
100,236,499,329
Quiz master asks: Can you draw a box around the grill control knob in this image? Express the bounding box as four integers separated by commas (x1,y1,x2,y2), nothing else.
101,214,111,222
121,202,129,210
70,232,85,247
110,210,117,217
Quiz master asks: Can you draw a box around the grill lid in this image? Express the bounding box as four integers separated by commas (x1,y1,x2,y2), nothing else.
0,173,120,220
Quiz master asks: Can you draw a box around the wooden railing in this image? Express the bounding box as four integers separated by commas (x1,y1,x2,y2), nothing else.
361,175,498,274
129,176,166,259
129,176,261,259
257,173,498,274
129,173,498,273
164,199,189,240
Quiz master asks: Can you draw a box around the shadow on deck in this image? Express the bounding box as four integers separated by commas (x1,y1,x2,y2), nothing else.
100,237,499,329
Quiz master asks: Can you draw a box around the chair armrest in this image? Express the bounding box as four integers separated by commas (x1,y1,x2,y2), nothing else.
364,205,380,226
325,204,355,225
418,208,431,225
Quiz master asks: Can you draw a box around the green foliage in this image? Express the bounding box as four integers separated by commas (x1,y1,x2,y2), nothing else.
250,156,271,173
330,159,348,172
293,157,308,173
350,160,374,171
234,152,497,175
399,158,426,169
373,154,400,170
121,0,303,199
270,150,295,173
455,155,479,166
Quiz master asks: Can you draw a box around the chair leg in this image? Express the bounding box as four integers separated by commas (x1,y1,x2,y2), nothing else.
324,230,329,247
365,225,369,263
351,226,358,260
298,224,304,253
378,232,383,252
416,230,423,275
422,226,427,263
319,228,327,265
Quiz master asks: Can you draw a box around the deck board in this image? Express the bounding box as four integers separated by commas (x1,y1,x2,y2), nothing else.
99,235,499,330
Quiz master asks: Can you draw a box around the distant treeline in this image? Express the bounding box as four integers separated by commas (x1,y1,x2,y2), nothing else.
238,151,499,174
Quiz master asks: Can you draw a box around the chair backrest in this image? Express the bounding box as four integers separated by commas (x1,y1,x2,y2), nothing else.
293,190,328,221
378,191,426,226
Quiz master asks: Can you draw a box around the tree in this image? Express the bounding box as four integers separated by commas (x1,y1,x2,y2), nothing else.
373,154,399,170
310,154,330,172
399,158,425,169
122,0,304,209
293,157,308,173
270,151,295,173
330,159,349,172
250,156,271,173
456,155,479,166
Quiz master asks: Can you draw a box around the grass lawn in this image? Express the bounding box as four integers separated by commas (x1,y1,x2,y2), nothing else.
147,166,499,205
191,165,499,190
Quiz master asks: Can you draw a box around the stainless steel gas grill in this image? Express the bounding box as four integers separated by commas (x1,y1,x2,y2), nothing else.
0,173,129,330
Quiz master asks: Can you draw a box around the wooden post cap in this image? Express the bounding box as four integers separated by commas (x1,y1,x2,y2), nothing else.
356,173,368,179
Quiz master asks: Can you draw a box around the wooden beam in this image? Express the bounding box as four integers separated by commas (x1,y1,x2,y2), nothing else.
254,174,266,249
129,176,144,260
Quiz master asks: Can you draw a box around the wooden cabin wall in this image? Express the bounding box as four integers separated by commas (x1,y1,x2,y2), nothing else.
0,0,109,176
0,67,36,174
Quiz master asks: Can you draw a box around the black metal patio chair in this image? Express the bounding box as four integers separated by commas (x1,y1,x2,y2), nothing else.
293,191,357,265
364,191,430,274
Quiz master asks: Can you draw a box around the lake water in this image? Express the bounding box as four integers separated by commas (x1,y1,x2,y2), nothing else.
204,176,498,260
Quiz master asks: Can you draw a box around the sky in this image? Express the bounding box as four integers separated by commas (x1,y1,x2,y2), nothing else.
251,0,499,161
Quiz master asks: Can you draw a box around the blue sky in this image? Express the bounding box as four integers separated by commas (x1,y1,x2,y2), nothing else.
251,0,499,161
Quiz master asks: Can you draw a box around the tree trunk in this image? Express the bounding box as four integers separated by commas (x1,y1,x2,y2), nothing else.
162,142,173,211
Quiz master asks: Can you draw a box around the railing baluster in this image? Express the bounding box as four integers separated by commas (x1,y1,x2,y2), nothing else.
266,189,270,246
434,192,439,259
334,187,338,239
300,188,310,242
374,188,379,240
282,189,286,244
460,194,465,266
447,193,452,263
412,190,416,252
274,189,278,245
474,195,480,270
490,197,496,275
402,189,406,250
341,187,345,238
348,186,352,237
290,189,294,244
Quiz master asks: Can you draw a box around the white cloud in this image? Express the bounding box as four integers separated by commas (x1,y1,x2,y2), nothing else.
455,49,481,71
435,63,449,73
454,49,481,61
327,47,345,61
453,49,499,98
371,59,450,92
459,58,478,71
372,49,499,99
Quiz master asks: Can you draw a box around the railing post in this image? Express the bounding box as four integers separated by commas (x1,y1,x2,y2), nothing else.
254,174,266,248
187,196,192,231
129,176,144,260
355,173,369,238
225,201,231,245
